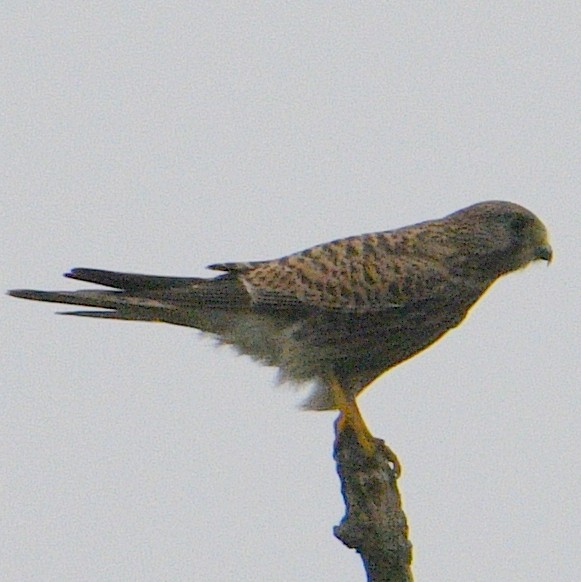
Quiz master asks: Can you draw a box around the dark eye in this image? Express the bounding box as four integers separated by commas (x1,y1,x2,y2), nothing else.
509,214,530,234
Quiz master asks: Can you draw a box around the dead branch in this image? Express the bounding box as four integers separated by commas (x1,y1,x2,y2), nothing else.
333,420,413,581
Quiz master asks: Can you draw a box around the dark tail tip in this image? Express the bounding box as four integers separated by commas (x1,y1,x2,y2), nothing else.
8,289,46,300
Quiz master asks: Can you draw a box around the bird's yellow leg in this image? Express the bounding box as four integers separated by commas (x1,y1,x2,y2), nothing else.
328,375,376,456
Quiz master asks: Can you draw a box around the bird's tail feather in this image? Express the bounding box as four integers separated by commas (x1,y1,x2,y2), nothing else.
8,289,124,309
8,287,174,319
8,267,251,327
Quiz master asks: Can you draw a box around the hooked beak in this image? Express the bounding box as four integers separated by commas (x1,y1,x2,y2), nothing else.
535,244,553,264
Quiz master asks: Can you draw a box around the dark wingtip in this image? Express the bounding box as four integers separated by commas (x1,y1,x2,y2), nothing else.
65,268,98,280
64,268,130,288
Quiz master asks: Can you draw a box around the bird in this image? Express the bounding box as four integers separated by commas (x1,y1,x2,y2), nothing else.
9,201,552,460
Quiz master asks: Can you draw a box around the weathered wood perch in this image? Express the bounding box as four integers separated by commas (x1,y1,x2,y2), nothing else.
333,419,413,582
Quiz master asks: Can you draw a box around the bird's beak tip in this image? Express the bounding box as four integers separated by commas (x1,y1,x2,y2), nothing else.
536,245,553,265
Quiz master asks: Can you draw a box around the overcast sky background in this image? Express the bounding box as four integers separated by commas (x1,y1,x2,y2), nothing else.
2,3,579,581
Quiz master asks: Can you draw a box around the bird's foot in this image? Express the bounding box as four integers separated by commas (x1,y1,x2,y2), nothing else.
336,399,377,455
334,400,401,477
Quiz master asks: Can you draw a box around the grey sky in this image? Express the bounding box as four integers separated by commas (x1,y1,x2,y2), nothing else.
2,3,579,581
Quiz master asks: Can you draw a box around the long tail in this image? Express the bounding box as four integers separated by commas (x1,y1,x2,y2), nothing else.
8,267,248,324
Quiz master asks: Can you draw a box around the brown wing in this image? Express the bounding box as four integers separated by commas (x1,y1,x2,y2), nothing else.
215,229,478,314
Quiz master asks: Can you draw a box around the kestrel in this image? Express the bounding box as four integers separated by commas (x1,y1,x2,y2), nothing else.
9,201,552,456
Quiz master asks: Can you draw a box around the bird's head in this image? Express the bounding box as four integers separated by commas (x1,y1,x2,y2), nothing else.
447,201,552,276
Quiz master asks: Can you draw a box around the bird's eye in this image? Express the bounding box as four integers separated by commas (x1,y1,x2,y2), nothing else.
509,215,530,234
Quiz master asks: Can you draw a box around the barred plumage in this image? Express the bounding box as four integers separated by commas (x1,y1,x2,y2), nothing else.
9,201,552,411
